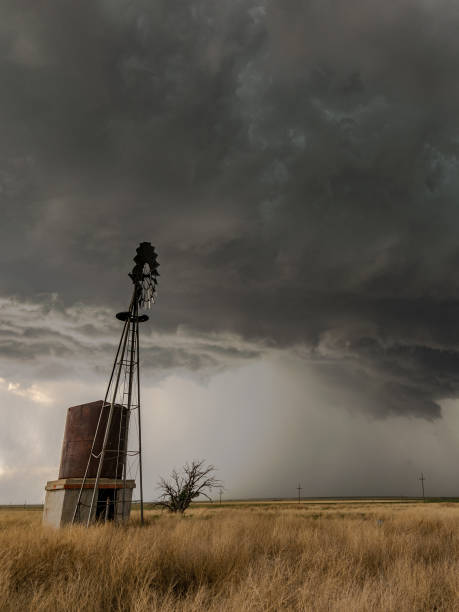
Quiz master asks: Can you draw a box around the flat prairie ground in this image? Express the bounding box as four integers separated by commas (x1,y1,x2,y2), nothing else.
1,501,459,611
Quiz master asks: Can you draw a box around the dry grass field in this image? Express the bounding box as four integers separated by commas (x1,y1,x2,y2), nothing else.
1,501,459,611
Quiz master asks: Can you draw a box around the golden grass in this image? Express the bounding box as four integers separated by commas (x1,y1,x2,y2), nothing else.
1,502,459,611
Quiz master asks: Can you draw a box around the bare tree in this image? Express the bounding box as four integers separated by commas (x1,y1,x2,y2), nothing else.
157,459,221,513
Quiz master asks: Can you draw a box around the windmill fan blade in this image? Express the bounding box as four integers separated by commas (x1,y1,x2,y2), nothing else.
129,242,159,308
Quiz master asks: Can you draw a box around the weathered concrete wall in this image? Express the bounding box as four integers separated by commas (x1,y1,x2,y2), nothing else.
43,479,135,527
43,488,65,527
114,487,134,522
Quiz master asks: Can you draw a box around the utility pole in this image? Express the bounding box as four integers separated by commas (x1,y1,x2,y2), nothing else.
219,488,223,505
419,473,426,501
297,483,302,504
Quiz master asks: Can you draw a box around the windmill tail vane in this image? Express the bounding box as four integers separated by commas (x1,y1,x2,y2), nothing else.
71,242,159,526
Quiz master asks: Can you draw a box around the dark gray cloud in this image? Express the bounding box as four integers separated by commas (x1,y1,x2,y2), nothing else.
1,0,459,418
0,297,262,387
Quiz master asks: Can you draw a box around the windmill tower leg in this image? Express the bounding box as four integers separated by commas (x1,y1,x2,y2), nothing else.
86,296,134,526
121,304,137,521
70,315,130,525
136,318,144,524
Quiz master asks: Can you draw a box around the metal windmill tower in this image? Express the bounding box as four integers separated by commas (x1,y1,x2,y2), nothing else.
71,242,159,526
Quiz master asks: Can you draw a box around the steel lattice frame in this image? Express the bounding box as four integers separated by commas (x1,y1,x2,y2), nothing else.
72,243,159,526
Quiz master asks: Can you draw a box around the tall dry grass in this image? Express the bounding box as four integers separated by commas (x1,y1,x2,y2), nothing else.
1,502,459,611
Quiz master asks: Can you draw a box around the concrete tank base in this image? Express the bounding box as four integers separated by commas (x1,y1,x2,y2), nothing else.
43,478,135,527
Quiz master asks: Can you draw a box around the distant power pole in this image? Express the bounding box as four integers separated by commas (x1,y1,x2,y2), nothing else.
297,483,302,504
419,473,426,501
219,488,223,505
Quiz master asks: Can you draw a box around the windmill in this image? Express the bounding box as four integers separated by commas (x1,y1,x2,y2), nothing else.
69,242,159,526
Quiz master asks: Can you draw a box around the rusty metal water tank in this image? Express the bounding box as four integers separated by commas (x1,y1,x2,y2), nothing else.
59,400,127,479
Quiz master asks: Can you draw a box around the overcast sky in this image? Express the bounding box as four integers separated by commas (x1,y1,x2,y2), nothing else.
2,0,459,502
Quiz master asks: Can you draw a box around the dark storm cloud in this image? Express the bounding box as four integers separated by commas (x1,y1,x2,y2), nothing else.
1,0,459,417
